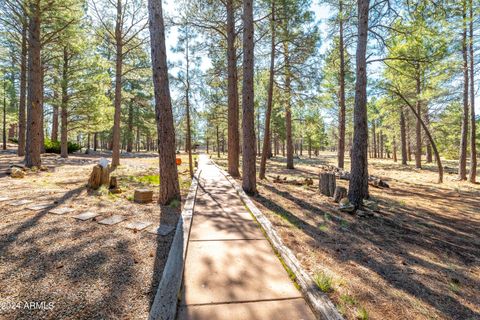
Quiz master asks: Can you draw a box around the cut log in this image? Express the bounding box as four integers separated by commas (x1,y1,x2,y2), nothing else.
134,189,153,203
87,165,103,189
88,164,111,190
333,186,347,203
109,176,118,190
319,172,336,197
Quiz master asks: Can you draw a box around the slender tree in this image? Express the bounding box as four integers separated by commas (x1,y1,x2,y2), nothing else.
241,0,256,194
348,0,369,207
468,0,476,183
148,0,181,204
458,0,469,180
259,0,275,180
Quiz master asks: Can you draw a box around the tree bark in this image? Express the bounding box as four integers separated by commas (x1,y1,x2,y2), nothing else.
241,0,256,195
60,47,69,159
259,0,275,180
348,0,369,207
51,77,59,142
337,0,346,169
284,43,294,169
372,120,376,158
18,24,27,157
148,0,181,204
127,102,133,152
185,33,193,179
468,0,477,183
226,0,240,177
415,69,422,169
25,4,42,168
111,0,123,167
400,107,408,165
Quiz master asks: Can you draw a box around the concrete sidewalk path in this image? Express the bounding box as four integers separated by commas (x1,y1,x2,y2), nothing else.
177,155,315,320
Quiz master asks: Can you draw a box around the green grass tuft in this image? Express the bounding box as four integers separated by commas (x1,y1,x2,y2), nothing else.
136,175,160,185
356,306,369,320
314,271,333,293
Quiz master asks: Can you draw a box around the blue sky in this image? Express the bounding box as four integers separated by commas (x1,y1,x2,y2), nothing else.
162,0,480,114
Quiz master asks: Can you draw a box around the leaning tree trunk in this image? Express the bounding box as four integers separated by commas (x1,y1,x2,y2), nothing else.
468,0,476,183
395,91,443,183
18,24,27,157
226,0,240,177
148,0,181,204
348,0,370,208
337,0,346,169
25,3,42,168
241,0,256,195
259,0,275,180
111,0,123,167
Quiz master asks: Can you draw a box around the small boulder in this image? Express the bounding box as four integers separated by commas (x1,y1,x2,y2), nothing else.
10,168,25,178
339,203,355,213
339,197,350,206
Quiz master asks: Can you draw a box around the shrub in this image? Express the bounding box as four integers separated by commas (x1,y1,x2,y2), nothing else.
44,138,81,154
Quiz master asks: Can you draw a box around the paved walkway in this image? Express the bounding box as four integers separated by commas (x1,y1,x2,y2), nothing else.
177,155,315,320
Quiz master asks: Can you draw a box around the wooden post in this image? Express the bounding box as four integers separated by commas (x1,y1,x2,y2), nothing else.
319,172,336,197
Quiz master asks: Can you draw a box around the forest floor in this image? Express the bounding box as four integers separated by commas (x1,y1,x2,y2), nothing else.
213,152,480,320
0,145,193,319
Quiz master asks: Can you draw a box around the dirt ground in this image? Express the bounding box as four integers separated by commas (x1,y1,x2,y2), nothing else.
213,152,480,320
0,145,192,319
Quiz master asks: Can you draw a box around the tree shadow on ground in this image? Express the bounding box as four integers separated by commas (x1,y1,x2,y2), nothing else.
253,181,480,320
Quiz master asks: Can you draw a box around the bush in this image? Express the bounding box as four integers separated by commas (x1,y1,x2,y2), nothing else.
44,138,81,154
314,271,333,293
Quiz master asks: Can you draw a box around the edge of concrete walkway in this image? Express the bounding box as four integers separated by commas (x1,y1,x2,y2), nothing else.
149,166,202,320
211,160,344,320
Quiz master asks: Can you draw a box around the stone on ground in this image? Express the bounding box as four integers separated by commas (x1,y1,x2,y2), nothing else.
73,211,99,221
26,203,51,211
49,207,75,215
97,215,126,225
8,199,33,206
124,221,152,231
10,168,25,178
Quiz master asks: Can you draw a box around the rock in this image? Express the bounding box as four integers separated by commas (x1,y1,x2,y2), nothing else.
10,168,25,178
363,200,379,211
356,210,367,217
339,203,355,213
10,164,26,170
339,197,350,206
39,165,49,171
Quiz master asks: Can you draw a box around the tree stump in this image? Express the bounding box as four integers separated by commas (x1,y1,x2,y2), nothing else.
319,172,336,197
134,189,153,203
333,186,347,203
109,176,118,189
88,164,110,190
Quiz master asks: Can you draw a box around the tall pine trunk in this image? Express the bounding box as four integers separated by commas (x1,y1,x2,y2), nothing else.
284,43,294,169
127,103,133,152
60,47,69,159
185,34,193,179
468,0,476,183
111,0,123,167
415,69,422,169
18,24,27,157
337,0,346,169
25,4,42,168
259,0,275,180
148,0,181,204
227,0,240,177
348,0,369,207
241,0,256,194
400,107,408,165
458,0,469,180
51,78,59,142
